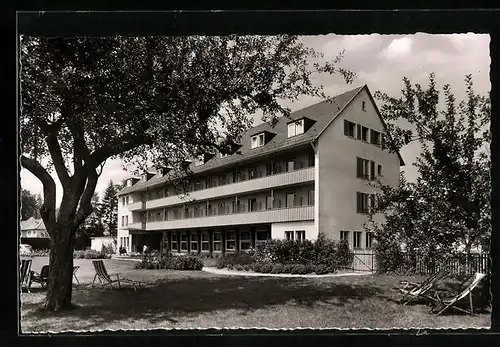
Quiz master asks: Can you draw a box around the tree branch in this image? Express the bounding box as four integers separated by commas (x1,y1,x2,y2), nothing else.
45,130,71,188
67,121,90,175
20,155,57,234
87,136,152,168
74,168,99,227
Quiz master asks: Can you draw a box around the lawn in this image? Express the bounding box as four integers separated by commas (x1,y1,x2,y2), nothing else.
21,257,490,332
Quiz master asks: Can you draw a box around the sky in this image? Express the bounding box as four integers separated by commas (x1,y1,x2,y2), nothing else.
20,33,491,206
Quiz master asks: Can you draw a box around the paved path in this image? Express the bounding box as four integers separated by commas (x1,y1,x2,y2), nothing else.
202,267,372,278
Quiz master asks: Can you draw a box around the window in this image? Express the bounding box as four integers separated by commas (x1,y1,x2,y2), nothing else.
122,197,126,206
285,231,294,240
126,196,129,205
286,193,296,207
213,232,222,252
171,233,178,252
308,190,315,206
266,195,273,210
121,216,125,227
232,200,240,214
308,153,315,167
156,210,162,221
180,233,188,251
126,237,129,249
248,198,258,212
201,232,210,251
256,230,270,245
369,193,378,211
377,164,382,176
249,168,257,179
362,101,366,111
370,130,381,145
357,192,370,214
287,119,305,138
357,157,375,180
365,232,374,249
356,124,362,140
287,159,295,172
125,216,128,226
353,231,362,248
266,162,273,176
296,230,306,242
219,175,226,185
184,208,190,219
340,230,349,242
361,126,368,142
240,231,252,250
226,231,236,251
164,188,170,197
190,233,198,252
218,202,227,215
251,133,265,149
344,120,356,137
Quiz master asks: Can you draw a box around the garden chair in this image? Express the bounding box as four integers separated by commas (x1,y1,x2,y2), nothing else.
29,265,49,290
399,270,450,305
92,260,142,291
73,266,80,284
430,272,487,315
20,259,33,293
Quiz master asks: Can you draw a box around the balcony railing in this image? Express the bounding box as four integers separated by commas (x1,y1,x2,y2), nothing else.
128,205,314,231
141,166,314,210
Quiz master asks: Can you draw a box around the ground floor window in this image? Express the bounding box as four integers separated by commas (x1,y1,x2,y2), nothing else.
340,230,349,242
256,230,270,245
171,233,178,252
213,232,222,252
226,231,236,251
190,232,198,252
365,231,374,249
285,230,294,240
353,231,362,249
201,232,210,252
240,231,252,250
296,230,305,242
180,232,188,251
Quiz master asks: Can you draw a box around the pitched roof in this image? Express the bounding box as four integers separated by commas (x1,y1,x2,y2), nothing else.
118,85,403,195
20,217,46,231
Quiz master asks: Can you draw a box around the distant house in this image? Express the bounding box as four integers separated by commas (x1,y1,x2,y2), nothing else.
20,217,50,249
90,236,116,253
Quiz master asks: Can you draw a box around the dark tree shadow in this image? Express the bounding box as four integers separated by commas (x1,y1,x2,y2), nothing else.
22,274,384,331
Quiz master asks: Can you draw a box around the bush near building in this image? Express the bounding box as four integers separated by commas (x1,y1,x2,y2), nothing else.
134,253,204,270
216,233,352,275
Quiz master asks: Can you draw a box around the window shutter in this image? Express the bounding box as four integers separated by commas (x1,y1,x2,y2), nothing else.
370,161,375,180
357,124,362,140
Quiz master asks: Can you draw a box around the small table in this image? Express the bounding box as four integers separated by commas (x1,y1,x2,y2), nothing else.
73,266,80,284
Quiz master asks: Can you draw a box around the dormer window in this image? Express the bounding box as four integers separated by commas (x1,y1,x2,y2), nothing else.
287,119,305,138
251,133,265,149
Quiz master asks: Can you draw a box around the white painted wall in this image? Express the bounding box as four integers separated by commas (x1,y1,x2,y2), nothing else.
91,237,116,252
317,87,401,247
117,193,132,253
271,220,316,240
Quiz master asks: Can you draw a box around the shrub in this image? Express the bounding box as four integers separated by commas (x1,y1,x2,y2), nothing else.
135,254,203,270
215,252,255,269
373,238,408,274
31,249,50,257
73,249,110,259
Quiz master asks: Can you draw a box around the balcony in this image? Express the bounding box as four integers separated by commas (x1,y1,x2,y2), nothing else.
135,205,314,231
143,166,314,210
127,201,144,212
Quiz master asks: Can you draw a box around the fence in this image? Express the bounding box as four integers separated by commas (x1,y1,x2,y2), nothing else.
344,251,490,275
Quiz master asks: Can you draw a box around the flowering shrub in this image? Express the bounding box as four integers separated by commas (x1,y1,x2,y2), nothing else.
215,252,254,269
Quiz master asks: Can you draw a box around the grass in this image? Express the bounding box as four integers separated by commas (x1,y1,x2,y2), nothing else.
21,257,490,332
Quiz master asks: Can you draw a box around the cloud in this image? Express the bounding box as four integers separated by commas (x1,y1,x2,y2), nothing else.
379,36,413,60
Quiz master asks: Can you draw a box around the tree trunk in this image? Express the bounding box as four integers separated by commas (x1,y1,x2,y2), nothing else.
44,223,77,311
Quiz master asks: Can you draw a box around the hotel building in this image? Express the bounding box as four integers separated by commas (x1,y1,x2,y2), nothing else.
116,85,404,255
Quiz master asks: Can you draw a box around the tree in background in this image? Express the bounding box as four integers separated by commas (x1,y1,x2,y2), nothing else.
367,74,491,263
98,180,121,237
20,35,356,310
21,188,43,220
75,192,104,249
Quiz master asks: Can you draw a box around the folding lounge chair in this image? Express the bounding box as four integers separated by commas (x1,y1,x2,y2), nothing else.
430,272,487,315
399,270,450,305
20,259,33,293
29,265,49,290
92,260,142,291
73,266,80,284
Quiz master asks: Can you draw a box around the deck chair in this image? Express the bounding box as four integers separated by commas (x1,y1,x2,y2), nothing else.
430,272,487,315
29,265,49,290
92,260,142,291
399,270,450,305
73,266,80,284
20,259,33,293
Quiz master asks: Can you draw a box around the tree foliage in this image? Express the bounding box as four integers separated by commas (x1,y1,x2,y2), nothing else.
98,180,121,237
367,74,491,261
20,35,355,310
21,188,43,220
